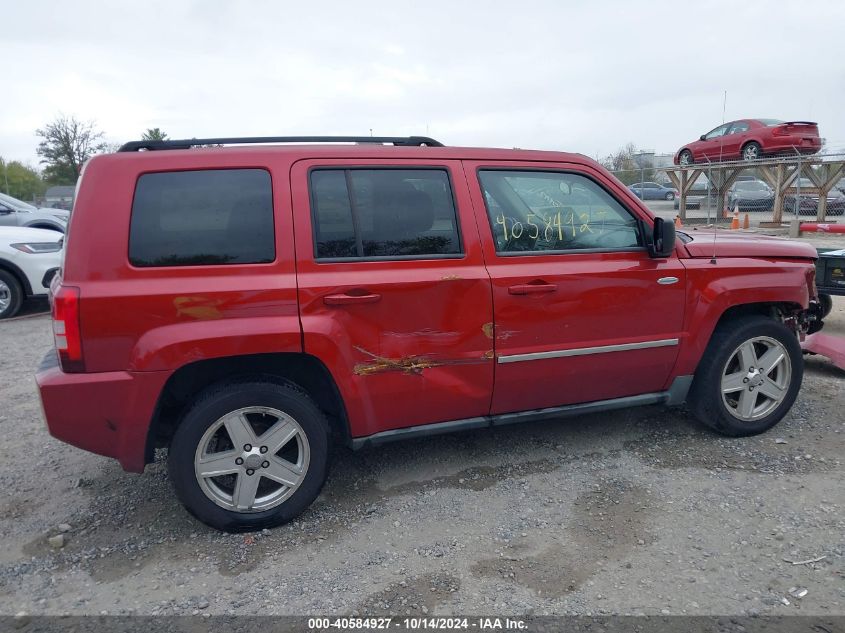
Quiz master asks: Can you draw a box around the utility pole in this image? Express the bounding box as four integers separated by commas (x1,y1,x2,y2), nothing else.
1,158,9,194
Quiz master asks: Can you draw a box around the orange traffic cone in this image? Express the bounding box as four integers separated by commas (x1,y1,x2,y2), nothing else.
742,213,750,230
730,210,740,230
674,214,683,228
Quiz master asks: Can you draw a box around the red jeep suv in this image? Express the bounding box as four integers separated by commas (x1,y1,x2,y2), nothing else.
36,136,823,531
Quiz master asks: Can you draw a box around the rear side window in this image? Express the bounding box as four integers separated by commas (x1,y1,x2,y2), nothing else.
129,169,274,267
310,168,461,260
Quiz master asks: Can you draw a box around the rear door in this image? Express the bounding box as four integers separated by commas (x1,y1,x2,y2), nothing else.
722,121,750,158
291,159,494,438
464,161,686,414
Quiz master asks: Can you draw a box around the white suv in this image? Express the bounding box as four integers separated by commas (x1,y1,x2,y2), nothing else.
0,226,63,319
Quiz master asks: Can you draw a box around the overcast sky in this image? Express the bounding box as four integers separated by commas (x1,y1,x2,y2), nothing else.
3,0,844,166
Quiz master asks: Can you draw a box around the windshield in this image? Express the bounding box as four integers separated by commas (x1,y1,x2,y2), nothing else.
736,182,768,191
0,192,36,213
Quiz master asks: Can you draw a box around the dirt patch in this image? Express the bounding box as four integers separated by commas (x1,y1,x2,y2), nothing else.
622,401,842,474
471,479,655,596
357,573,461,615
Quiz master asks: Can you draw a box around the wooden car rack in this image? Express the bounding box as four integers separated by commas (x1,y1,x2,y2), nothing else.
664,154,845,223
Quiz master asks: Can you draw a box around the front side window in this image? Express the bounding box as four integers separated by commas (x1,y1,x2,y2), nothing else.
310,168,461,259
705,124,729,140
129,169,275,267
478,170,642,254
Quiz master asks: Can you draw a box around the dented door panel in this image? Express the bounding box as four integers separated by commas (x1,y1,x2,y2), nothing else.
290,158,494,438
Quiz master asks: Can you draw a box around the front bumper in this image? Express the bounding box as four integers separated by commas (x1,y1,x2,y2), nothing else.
36,351,171,472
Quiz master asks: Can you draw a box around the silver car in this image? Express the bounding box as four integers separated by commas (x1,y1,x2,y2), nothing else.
0,192,69,233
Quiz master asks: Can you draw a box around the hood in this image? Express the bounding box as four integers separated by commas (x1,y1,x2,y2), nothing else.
31,209,69,220
681,230,817,259
0,225,65,243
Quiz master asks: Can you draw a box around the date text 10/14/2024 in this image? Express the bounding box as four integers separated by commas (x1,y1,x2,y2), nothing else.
308,617,528,630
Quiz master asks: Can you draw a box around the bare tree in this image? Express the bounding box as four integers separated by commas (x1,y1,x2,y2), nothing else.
36,115,108,184
601,142,654,185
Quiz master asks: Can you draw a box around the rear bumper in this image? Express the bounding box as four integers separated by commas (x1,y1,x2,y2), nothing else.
764,139,821,154
35,351,171,472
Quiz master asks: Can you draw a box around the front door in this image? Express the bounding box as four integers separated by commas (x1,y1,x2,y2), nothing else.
699,123,730,161
464,161,686,414
290,159,494,438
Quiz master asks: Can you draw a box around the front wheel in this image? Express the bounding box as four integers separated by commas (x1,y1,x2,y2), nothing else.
679,150,693,165
819,294,833,319
688,315,803,436
168,379,330,532
665,192,675,201
0,270,23,320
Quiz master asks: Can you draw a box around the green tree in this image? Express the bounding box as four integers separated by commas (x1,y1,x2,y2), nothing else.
141,127,169,141
0,158,45,201
35,115,108,185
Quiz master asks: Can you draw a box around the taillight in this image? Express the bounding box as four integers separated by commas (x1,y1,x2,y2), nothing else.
772,125,789,137
52,285,84,372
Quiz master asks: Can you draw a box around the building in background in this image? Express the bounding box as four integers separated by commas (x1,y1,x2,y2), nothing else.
43,185,75,210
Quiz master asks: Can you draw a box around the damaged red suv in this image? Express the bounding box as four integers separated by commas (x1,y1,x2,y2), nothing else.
37,136,823,531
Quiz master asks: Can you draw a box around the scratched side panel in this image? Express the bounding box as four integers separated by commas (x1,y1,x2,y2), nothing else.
290,158,495,438
65,153,301,373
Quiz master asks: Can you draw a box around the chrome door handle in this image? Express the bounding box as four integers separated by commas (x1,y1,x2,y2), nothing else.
657,277,679,285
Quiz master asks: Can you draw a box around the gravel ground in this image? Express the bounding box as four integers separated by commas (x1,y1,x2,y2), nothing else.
0,295,843,618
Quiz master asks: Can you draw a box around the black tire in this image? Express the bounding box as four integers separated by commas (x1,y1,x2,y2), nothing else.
168,378,330,532
0,269,23,320
679,150,693,165
688,315,803,437
665,192,675,201
742,142,762,161
819,294,833,319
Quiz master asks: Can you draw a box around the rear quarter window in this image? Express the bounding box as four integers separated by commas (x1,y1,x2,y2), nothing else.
129,168,275,267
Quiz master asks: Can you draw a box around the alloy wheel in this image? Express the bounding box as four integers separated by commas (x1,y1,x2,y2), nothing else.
194,406,310,512
0,280,10,312
721,336,792,421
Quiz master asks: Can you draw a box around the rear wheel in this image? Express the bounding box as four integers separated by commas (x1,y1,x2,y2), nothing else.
0,270,23,320
742,142,762,161
168,379,330,532
665,192,675,201
688,315,802,436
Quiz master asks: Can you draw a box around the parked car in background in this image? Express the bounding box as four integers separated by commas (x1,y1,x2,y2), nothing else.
628,181,678,200
784,178,845,216
674,119,822,165
728,180,774,212
673,179,718,210
0,226,63,319
0,193,69,233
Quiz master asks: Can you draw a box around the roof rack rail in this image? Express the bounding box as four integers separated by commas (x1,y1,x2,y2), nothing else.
118,135,444,152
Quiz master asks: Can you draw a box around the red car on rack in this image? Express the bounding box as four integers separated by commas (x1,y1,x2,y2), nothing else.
674,119,822,165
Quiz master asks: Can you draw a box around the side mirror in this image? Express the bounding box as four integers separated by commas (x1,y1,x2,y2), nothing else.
649,217,676,258
700,134,707,141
